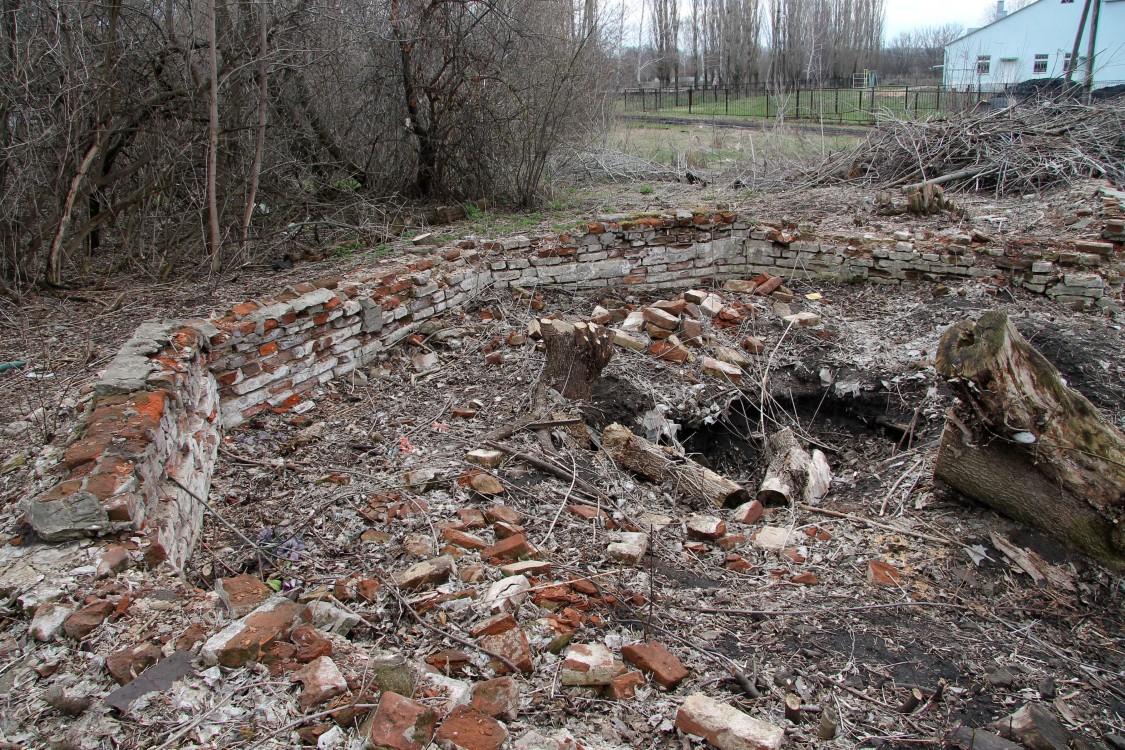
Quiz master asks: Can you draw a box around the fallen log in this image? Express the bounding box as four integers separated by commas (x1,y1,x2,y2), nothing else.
757,428,832,506
602,423,749,508
934,311,1125,569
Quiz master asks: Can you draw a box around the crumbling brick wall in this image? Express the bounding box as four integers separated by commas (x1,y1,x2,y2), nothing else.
17,209,1123,570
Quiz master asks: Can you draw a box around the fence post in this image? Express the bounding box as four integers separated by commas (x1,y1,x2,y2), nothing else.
835,87,839,118
796,87,801,119
858,87,863,122
688,88,693,114
624,90,628,113
936,87,941,113
725,87,730,115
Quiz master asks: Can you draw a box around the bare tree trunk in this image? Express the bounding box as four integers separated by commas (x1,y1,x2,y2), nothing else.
240,0,268,251
46,141,100,287
206,0,221,273
934,311,1125,569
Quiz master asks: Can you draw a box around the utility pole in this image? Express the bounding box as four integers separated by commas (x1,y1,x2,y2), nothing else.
1083,0,1101,102
1065,0,1092,91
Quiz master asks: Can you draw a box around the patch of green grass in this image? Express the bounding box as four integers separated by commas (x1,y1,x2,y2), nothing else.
609,121,863,171
333,238,365,258
464,203,484,220
332,177,362,192
638,185,655,195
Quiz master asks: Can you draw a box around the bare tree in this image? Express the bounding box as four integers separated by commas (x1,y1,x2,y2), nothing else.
650,0,680,86
982,0,1034,25
0,0,613,290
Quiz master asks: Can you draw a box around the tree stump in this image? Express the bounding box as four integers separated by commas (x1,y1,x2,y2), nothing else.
934,311,1125,569
602,423,749,508
537,319,614,401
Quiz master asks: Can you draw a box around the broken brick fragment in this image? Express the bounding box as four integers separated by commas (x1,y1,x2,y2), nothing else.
434,705,510,750
470,676,520,720
63,600,115,640
621,641,690,689
105,642,162,685
481,534,537,562
360,692,438,750
608,670,647,700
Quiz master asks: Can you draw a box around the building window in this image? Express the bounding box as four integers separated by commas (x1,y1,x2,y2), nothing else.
977,55,992,75
1034,54,1048,73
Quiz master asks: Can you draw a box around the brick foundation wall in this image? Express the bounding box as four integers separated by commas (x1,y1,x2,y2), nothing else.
16,208,1124,570
21,323,219,568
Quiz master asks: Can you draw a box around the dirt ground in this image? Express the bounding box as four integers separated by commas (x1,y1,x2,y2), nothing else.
0,174,1123,750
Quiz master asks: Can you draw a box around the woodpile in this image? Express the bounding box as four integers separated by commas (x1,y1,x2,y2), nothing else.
933,311,1125,570
814,100,1125,195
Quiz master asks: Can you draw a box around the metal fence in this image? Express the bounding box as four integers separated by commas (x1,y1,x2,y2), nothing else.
619,85,994,124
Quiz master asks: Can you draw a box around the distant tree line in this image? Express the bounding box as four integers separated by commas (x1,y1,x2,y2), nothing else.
637,0,887,88
882,24,966,82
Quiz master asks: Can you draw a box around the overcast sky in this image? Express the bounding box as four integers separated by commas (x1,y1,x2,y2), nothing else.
884,0,997,36
614,0,1004,43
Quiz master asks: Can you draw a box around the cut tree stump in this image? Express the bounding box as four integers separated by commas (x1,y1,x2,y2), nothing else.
537,319,614,401
602,423,749,508
934,311,1125,569
756,428,832,506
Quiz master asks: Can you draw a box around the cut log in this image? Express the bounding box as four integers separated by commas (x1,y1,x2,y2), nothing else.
948,727,1023,750
991,704,1082,750
602,423,749,508
537,319,614,401
934,311,1125,569
756,428,832,506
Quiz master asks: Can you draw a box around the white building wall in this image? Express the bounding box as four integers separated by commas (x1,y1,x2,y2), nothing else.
943,0,1125,91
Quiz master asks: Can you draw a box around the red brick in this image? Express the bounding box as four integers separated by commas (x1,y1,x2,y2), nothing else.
360,692,438,750
106,642,161,685
607,670,647,700
621,641,689,689
291,624,334,663
232,301,260,317
62,436,110,469
260,342,278,357
469,676,520,720
434,706,509,750
204,600,307,668
567,505,607,521
442,527,489,551
470,613,517,638
63,600,115,639
216,574,273,618
649,340,690,363
481,534,536,562
484,506,521,525
477,626,533,674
